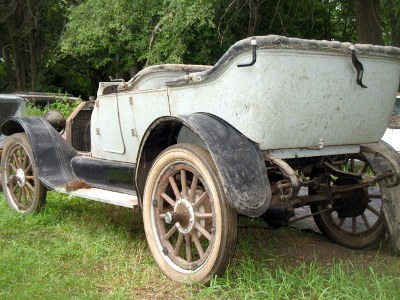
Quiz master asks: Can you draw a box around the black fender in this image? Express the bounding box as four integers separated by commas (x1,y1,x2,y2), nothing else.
135,113,272,217
361,141,400,253
1,116,78,189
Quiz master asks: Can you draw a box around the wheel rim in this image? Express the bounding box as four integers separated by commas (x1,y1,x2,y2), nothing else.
4,143,36,210
321,156,383,236
151,162,215,272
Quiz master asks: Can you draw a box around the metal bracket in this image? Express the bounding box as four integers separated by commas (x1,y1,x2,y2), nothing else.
237,38,257,68
265,154,299,201
350,45,367,88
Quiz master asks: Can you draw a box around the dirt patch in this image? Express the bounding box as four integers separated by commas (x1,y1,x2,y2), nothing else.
388,114,400,129
237,215,397,272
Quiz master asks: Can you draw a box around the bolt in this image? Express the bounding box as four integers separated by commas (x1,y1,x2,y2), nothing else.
162,247,168,255
165,212,173,224
152,199,158,207
192,263,198,270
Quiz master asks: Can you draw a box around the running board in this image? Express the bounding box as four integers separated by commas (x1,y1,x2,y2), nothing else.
55,187,138,208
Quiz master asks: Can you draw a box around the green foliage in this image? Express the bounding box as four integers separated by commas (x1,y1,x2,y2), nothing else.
148,0,219,65
60,0,161,76
26,94,82,118
0,60,7,92
1,0,398,97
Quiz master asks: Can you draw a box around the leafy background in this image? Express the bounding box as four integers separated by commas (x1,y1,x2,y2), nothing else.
0,0,398,99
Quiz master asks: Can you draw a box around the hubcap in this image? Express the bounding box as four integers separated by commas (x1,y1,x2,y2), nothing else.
15,168,26,187
166,199,195,234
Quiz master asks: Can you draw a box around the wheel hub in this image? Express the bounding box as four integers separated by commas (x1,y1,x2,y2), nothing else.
166,199,195,234
15,168,26,187
333,178,369,218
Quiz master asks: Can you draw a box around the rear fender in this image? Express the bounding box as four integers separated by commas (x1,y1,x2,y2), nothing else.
1,116,78,189
361,141,400,253
135,113,271,217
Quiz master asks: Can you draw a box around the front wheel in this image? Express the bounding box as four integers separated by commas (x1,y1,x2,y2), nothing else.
0,133,47,213
143,144,237,284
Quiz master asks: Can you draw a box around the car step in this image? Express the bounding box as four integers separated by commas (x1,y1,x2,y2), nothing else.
55,187,138,208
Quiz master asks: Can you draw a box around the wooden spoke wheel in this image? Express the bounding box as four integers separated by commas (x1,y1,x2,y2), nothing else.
311,154,385,249
143,144,237,284
0,133,46,213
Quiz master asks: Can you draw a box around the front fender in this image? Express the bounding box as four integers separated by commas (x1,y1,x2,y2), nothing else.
1,116,78,189
135,113,271,217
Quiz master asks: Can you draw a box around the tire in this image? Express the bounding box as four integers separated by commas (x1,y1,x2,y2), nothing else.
143,144,237,284
0,133,47,213
310,154,385,249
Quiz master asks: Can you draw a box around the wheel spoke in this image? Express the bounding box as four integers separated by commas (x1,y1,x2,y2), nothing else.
360,163,369,175
169,176,181,199
367,204,380,217
12,153,20,168
174,233,184,256
361,213,370,229
193,192,208,209
338,218,345,228
195,222,212,241
352,217,357,233
9,162,18,173
25,181,35,192
17,188,23,201
190,232,205,257
19,150,24,167
21,186,28,205
24,162,32,173
185,235,192,263
195,212,213,219
189,175,199,203
350,158,355,173
180,170,188,198
164,225,177,241
161,192,176,207
24,185,33,202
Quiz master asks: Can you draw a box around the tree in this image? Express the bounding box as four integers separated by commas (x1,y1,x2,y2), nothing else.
382,0,400,46
354,0,383,44
60,0,163,83
1,0,398,98
0,0,70,92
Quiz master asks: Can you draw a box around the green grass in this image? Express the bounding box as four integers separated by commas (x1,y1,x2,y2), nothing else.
1,192,400,299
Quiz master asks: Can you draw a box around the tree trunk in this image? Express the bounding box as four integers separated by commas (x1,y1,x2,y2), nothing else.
386,0,400,46
11,37,26,91
29,29,37,91
3,46,15,90
354,0,383,45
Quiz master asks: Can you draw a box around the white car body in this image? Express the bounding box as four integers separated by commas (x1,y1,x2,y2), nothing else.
91,36,400,163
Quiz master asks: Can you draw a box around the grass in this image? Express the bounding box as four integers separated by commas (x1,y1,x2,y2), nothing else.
1,192,400,299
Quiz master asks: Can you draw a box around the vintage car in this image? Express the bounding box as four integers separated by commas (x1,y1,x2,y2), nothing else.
1,35,400,284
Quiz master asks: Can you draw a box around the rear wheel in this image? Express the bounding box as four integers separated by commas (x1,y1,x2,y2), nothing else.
143,144,237,284
0,133,46,213
310,154,385,249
